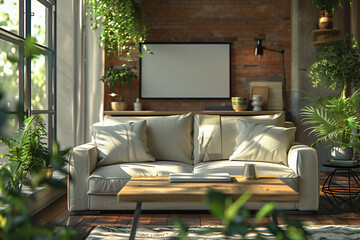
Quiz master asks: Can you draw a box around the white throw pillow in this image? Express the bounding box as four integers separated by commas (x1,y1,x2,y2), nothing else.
91,121,155,167
229,119,296,166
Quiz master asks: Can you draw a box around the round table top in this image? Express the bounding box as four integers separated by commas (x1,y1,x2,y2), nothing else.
323,161,360,169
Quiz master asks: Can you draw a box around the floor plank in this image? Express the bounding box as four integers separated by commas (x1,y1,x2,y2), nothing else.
32,173,360,239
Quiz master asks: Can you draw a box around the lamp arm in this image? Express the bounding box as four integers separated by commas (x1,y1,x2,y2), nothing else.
263,47,284,54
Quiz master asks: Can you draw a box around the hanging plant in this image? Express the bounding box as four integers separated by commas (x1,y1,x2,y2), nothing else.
308,34,360,96
85,0,148,55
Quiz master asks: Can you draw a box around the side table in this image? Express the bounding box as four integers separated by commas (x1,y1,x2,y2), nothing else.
322,162,360,206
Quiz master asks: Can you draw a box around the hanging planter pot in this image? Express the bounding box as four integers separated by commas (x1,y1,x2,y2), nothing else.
319,10,333,29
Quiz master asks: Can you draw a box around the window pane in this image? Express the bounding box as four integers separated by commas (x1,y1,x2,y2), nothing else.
0,38,20,111
31,0,48,47
31,53,48,110
0,0,19,35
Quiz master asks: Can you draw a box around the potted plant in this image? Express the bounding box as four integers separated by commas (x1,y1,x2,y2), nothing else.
311,0,341,29
99,66,137,111
0,116,49,193
311,0,354,29
301,89,360,160
85,0,148,55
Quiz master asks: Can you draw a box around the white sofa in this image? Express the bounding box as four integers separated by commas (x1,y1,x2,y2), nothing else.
68,112,319,213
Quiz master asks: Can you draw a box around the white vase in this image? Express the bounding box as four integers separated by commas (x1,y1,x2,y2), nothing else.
133,98,142,111
251,95,263,111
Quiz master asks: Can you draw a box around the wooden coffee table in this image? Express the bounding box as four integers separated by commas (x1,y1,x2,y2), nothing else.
117,175,299,240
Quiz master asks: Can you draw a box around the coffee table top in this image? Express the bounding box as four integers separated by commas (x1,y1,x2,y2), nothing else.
117,176,299,203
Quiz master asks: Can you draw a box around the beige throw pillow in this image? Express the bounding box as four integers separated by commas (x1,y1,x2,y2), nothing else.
229,119,296,166
221,113,285,159
91,121,155,167
103,113,193,164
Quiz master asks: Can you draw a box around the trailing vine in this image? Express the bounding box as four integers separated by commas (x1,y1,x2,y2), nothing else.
85,0,148,56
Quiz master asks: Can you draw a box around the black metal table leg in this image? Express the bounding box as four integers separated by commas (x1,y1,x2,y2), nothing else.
129,202,142,240
322,162,360,207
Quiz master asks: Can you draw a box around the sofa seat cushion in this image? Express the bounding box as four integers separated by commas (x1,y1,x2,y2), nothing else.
194,160,297,178
88,161,193,195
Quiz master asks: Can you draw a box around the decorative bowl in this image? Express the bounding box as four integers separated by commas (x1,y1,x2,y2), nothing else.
232,97,249,111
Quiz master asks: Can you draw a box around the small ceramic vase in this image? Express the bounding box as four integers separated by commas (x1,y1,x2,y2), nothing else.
251,95,263,111
134,98,142,111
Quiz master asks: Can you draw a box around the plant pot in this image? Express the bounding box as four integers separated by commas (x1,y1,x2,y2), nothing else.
232,97,249,111
319,10,333,29
111,102,127,111
331,146,353,160
42,167,54,179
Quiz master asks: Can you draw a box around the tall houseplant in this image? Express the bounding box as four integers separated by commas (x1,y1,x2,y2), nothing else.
85,0,148,56
99,66,137,111
303,35,360,159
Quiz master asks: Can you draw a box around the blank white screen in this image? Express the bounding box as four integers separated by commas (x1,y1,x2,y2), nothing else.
140,43,230,98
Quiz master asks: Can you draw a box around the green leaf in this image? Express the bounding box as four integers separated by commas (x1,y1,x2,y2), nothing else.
224,192,252,223
204,191,231,219
254,202,276,224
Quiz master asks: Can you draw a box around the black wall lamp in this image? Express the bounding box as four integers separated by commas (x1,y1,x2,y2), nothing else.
254,39,290,120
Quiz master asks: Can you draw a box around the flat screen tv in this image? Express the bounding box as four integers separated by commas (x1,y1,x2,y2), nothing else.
140,42,231,99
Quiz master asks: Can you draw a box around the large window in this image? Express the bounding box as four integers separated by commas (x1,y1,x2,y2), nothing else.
0,0,56,145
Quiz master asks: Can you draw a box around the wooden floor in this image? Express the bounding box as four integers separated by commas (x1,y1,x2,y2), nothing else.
33,173,360,239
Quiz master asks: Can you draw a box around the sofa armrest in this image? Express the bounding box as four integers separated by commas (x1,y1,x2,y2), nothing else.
288,144,319,211
67,142,98,212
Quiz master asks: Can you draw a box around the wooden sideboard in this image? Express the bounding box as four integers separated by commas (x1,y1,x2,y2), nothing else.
103,110,284,117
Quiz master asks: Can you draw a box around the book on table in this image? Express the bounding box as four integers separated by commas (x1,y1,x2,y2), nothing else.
169,173,232,182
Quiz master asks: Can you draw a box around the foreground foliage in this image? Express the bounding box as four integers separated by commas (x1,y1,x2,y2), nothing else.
172,191,308,240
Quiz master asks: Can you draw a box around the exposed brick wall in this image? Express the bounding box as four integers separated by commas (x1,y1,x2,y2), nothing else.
104,0,291,111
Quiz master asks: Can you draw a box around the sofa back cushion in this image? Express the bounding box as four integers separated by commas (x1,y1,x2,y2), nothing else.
91,121,155,167
103,113,193,164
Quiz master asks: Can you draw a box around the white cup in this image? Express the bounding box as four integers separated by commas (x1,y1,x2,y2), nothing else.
243,164,258,180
